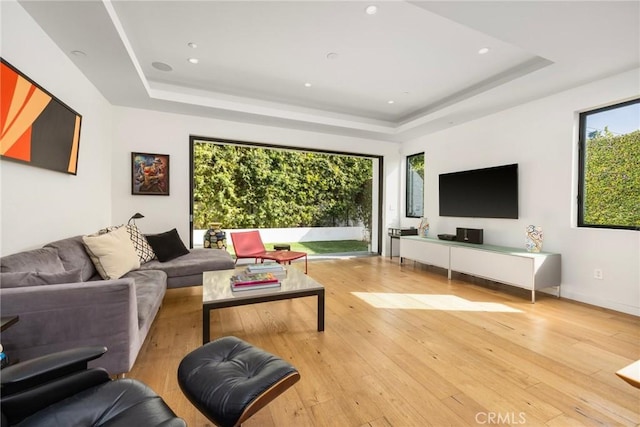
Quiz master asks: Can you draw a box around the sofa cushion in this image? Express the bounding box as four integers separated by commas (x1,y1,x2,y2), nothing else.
44,236,98,282
145,229,190,262
122,269,167,327
0,247,65,274
0,269,83,288
138,248,234,278
82,227,140,280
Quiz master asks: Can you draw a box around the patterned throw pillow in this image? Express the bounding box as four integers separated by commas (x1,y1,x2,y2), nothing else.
125,225,156,263
96,224,156,264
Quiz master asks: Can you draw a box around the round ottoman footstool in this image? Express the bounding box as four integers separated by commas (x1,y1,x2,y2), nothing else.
177,336,300,427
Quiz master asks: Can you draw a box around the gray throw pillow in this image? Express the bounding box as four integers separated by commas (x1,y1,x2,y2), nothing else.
0,269,83,288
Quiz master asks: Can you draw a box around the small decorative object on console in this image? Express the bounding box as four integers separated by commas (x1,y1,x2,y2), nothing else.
525,225,543,252
418,217,430,237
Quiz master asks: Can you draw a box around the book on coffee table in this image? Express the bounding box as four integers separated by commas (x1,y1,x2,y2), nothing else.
246,263,287,279
247,264,284,272
231,281,281,292
230,271,281,291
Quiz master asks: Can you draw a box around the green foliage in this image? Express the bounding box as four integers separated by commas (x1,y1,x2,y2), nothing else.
408,153,424,180
193,143,373,233
583,129,639,227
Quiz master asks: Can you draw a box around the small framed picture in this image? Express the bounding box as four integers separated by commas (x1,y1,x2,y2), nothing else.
131,152,170,195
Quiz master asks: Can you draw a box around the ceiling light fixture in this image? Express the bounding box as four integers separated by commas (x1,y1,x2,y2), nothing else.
304,83,312,87
71,50,86,57
152,61,173,72
387,100,395,104
478,47,490,55
187,42,197,49
188,58,199,64
365,5,378,15
326,52,339,60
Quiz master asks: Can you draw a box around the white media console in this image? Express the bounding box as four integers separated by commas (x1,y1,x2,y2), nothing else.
399,236,561,303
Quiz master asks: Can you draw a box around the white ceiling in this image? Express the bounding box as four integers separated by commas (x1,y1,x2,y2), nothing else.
16,0,640,142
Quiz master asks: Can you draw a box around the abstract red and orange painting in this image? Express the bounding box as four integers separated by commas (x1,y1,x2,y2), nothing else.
1,58,82,175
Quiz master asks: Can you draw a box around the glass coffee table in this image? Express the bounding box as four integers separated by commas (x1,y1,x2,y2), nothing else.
202,267,325,344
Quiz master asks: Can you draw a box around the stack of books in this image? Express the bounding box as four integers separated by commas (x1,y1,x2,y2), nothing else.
230,269,282,292
246,263,287,279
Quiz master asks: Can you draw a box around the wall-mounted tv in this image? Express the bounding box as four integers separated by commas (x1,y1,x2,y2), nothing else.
439,163,518,219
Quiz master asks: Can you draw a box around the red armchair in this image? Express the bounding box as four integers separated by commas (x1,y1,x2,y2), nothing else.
230,231,308,273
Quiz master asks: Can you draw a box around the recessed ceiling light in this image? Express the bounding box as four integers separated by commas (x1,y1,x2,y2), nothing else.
387,100,395,104
188,58,199,64
365,5,377,15
478,47,490,55
152,61,173,72
326,52,339,60
187,42,197,49
304,82,312,87
71,50,86,57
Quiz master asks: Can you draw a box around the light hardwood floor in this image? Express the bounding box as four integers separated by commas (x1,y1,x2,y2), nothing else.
128,256,640,426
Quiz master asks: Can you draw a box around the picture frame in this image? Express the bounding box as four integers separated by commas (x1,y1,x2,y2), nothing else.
131,152,170,195
1,58,82,175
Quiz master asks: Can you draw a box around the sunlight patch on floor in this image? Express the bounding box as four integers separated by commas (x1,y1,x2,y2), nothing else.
351,292,523,312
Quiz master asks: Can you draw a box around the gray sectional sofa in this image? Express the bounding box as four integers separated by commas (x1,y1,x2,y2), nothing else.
0,234,234,375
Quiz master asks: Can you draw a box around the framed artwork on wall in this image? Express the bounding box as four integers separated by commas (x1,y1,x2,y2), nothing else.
132,152,170,195
0,58,82,175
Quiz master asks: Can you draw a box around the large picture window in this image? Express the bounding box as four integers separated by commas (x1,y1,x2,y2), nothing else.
578,98,639,230
406,153,424,218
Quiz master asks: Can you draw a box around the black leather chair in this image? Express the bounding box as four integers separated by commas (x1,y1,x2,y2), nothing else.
178,336,301,427
0,346,186,427
1,338,300,427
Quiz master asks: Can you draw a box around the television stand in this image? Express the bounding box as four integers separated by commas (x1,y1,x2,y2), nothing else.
399,236,561,303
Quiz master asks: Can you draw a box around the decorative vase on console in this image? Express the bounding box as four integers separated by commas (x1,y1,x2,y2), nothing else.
418,217,430,237
525,225,543,252
203,222,227,249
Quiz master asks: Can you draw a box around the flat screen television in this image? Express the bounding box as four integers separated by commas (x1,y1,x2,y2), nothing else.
439,163,518,219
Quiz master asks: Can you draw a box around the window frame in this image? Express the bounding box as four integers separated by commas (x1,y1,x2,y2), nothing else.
577,97,639,230
406,152,425,218
189,136,385,253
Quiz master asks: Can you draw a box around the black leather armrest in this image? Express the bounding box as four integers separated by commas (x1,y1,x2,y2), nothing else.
2,368,111,425
1,346,107,395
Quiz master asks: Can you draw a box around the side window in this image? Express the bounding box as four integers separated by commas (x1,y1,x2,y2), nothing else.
578,98,639,229
406,153,424,218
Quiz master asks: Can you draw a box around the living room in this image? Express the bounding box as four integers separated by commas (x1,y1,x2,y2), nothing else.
1,1,638,425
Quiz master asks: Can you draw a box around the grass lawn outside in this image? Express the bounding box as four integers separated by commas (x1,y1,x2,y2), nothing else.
226,240,369,256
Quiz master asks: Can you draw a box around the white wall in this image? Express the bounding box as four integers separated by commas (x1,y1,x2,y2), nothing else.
4,0,636,316
0,1,113,255
110,106,401,250
401,68,640,315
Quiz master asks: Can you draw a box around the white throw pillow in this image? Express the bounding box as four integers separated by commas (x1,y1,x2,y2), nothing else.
82,226,140,279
